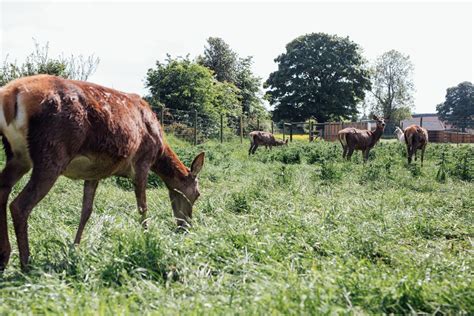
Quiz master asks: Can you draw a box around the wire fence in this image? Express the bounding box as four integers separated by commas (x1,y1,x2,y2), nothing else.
153,107,474,145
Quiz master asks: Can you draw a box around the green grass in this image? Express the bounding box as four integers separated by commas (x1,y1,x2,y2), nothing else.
0,137,473,314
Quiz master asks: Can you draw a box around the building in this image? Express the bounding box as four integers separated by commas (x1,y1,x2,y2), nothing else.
401,113,448,131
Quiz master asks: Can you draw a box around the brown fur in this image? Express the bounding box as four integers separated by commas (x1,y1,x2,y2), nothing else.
404,125,428,166
248,131,288,155
338,115,386,162
0,75,205,271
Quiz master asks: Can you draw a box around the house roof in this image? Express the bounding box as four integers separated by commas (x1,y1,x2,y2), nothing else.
401,114,446,131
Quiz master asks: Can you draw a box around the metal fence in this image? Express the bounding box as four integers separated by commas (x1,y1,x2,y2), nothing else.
154,107,474,145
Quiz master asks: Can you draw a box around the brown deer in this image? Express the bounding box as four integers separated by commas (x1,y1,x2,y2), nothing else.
0,75,205,271
337,115,386,162
248,131,288,155
403,124,428,166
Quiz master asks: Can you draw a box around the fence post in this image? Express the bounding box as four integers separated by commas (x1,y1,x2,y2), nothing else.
309,121,313,142
220,114,223,143
283,122,286,141
193,110,197,146
160,106,164,127
420,116,423,127
240,116,243,144
271,121,274,134
290,123,293,142
257,118,260,131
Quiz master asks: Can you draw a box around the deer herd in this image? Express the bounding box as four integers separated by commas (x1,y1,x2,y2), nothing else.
0,75,428,271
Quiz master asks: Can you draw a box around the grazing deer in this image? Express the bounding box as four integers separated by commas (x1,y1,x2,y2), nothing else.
0,75,205,271
337,115,386,162
394,126,405,143
404,124,428,166
248,131,288,155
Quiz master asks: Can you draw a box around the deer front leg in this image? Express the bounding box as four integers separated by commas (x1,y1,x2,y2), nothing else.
363,149,370,162
0,158,31,271
10,166,63,271
74,180,99,244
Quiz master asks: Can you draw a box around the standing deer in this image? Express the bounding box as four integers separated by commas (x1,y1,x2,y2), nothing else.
394,126,405,143
337,115,386,162
248,131,288,155
0,75,205,271
404,124,428,166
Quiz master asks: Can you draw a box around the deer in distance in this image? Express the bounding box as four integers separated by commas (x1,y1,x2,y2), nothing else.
0,74,205,271
337,115,386,162
394,126,405,143
404,124,428,166
248,131,288,155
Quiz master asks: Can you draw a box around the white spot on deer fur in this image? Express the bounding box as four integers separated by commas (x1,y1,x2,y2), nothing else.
0,95,33,167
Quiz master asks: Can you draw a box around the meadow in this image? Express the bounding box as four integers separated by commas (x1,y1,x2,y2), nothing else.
0,136,472,314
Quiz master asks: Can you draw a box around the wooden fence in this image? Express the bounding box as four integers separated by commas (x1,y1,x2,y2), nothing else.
428,130,474,143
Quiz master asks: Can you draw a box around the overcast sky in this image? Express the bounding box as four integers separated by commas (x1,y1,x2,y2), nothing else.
1,0,472,113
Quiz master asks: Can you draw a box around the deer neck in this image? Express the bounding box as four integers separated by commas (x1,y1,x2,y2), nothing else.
153,144,189,191
370,126,384,145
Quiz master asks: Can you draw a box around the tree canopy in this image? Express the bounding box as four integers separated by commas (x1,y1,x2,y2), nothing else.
370,50,414,121
145,56,241,120
198,37,267,117
265,33,371,122
437,81,474,132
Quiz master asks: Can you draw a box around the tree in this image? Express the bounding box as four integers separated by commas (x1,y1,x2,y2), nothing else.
370,50,414,120
0,40,99,86
145,55,241,119
198,37,238,83
198,37,267,117
265,33,371,122
437,82,474,132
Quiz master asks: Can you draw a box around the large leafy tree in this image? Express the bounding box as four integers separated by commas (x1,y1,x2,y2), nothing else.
437,82,474,132
370,50,414,120
198,37,267,117
145,56,241,120
0,40,99,86
265,33,371,122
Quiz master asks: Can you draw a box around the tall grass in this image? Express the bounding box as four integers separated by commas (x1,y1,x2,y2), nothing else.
0,137,472,314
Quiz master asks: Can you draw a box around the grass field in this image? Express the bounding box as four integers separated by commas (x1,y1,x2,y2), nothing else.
0,137,472,314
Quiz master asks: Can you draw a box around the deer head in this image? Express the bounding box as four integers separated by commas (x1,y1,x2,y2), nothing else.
169,152,205,228
372,115,386,129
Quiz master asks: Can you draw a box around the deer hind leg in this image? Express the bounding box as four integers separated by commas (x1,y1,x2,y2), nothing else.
73,180,99,245
134,160,153,228
252,144,259,154
10,164,64,270
0,152,31,271
248,143,254,156
347,148,355,161
342,146,348,159
421,146,426,167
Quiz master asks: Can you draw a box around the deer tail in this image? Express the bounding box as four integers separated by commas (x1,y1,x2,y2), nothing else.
338,132,347,146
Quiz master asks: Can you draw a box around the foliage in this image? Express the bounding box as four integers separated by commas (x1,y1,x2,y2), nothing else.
145,56,242,126
436,81,474,132
369,50,415,120
198,37,267,118
0,139,472,314
0,40,99,86
198,37,238,83
265,33,371,122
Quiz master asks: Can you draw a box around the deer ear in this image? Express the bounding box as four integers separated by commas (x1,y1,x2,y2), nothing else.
372,114,378,120
190,152,205,177
285,139,289,144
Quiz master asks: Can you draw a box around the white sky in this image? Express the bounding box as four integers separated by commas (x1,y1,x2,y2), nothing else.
1,0,473,113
